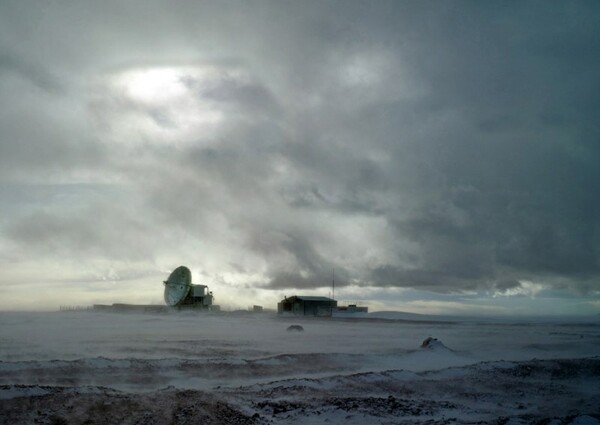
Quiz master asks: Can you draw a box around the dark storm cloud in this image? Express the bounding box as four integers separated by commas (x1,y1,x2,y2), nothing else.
6,205,156,261
181,74,279,116
0,53,106,180
0,50,64,93
0,0,599,302
494,278,522,293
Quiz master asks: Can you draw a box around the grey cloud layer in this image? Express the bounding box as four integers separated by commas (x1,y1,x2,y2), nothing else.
0,1,599,297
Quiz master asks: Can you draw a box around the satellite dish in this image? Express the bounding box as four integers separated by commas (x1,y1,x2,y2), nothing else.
163,266,192,306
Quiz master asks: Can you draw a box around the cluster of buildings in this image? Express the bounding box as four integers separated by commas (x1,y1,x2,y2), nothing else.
94,266,368,316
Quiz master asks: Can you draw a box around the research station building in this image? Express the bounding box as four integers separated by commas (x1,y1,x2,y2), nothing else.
277,296,337,316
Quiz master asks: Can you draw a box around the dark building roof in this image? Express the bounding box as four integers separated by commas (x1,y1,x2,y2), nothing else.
281,296,335,302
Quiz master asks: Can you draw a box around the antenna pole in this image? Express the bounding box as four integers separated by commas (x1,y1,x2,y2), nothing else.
332,268,335,301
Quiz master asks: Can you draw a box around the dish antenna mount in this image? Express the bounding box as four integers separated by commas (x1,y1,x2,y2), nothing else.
163,266,214,308
163,266,192,306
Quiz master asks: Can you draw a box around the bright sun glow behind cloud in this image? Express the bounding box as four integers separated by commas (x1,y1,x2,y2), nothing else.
118,68,188,103
102,66,227,145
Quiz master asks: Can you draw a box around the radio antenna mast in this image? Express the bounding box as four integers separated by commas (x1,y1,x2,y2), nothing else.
332,268,335,301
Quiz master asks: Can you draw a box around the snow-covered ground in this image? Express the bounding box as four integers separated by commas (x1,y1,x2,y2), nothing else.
0,310,599,424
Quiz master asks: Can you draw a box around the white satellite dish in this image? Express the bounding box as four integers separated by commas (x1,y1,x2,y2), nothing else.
163,266,192,306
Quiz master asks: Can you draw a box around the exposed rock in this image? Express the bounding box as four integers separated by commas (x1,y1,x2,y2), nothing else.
421,336,437,348
420,336,450,350
287,325,304,332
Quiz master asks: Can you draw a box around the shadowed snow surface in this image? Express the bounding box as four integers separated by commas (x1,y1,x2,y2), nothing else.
0,311,599,424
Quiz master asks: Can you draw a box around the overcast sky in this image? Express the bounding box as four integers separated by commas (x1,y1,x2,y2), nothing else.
0,1,598,315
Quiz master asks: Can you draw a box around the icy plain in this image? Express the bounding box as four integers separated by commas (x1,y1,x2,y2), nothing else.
0,310,599,424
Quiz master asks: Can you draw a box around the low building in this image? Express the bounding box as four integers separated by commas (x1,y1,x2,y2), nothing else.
332,304,369,317
93,304,168,313
277,296,337,316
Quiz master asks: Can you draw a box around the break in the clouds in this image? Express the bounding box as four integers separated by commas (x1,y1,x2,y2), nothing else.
0,1,599,313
